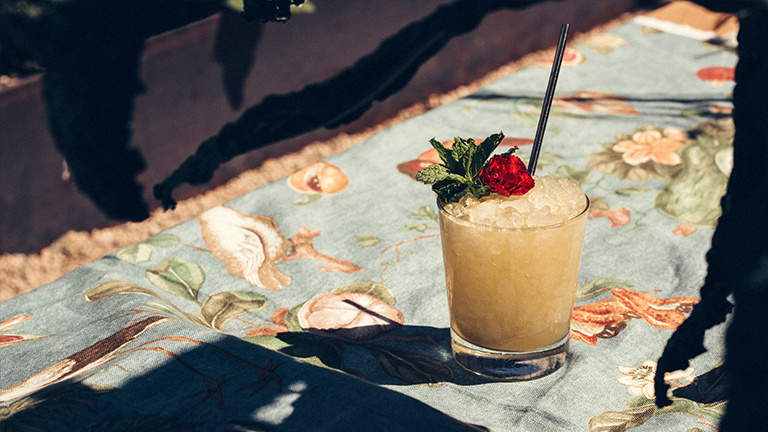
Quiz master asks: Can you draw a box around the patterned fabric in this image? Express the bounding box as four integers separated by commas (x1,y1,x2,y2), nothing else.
0,17,736,431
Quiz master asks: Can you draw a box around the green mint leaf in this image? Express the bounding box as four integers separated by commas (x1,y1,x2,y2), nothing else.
452,137,471,160
469,132,504,179
446,173,471,184
501,145,519,156
451,137,472,176
433,179,469,203
429,138,461,174
415,163,450,184
467,183,491,199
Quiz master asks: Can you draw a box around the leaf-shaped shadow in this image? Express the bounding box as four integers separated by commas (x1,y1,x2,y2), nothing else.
200,291,268,330
276,332,345,370
672,363,729,404
367,345,453,385
146,257,205,302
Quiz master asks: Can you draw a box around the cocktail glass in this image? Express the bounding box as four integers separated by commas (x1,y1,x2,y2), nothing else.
437,191,589,380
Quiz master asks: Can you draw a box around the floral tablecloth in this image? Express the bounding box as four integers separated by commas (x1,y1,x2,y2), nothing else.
1,13,737,432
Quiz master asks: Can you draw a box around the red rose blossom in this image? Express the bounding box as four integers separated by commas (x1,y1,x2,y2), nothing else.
479,154,534,196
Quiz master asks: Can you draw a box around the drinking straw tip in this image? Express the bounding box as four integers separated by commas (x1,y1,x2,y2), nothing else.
527,23,570,176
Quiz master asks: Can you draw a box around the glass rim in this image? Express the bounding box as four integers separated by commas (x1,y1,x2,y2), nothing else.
437,194,590,232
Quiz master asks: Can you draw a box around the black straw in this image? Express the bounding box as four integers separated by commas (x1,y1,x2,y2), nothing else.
527,23,570,175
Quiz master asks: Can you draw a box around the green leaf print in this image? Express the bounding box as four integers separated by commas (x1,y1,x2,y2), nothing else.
654,119,733,228
282,302,306,333
553,165,592,184
615,185,651,196
116,234,181,263
576,279,636,303
85,280,165,303
400,223,428,233
145,233,181,247
116,243,153,264
146,257,205,302
587,401,656,432
85,280,206,325
200,291,268,330
244,332,344,370
287,193,322,206
355,235,381,248
411,205,438,221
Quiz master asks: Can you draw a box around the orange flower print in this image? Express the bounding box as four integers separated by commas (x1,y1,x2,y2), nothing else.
673,224,696,236
536,47,585,68
617,360,694,399
697,66,735,87
590,207,631,227
570,285,699,345
661,127,686,142
245,308,292,337
612,129,686,166
288,162,348,195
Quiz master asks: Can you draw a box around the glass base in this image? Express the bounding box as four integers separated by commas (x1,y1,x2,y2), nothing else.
451,329,569,381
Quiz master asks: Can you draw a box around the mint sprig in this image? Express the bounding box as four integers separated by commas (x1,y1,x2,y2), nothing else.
416,132,515,203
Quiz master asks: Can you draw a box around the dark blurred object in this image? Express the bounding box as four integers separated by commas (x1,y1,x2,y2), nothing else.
655,2,768,432
0,0,224,221
241,0,305,22
214,9,263,110
0,0,304,222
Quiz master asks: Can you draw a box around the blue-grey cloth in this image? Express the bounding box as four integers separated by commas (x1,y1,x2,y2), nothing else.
1,18,736,431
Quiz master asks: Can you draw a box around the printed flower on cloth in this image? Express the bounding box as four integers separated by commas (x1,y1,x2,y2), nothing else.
298,291,404,343
588,124,688,182
617,360,695,399
288,162,349,196
287,161,349,205
612,128,686,167
200,206,292,291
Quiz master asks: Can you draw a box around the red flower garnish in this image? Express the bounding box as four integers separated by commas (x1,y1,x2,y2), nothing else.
479,154,534,196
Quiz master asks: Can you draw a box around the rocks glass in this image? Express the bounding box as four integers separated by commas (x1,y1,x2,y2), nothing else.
437,181,589,380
